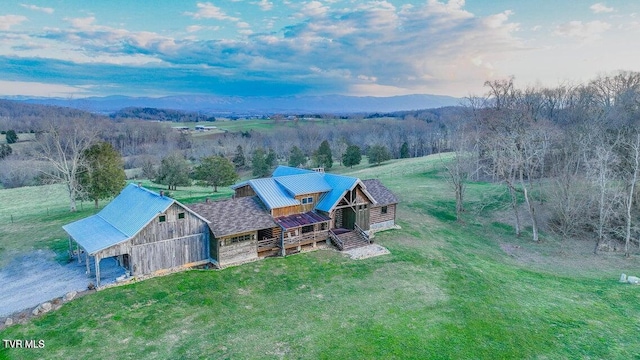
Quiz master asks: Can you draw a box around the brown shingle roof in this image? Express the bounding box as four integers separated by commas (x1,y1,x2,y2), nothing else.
361,179,399,206
188,196,276,238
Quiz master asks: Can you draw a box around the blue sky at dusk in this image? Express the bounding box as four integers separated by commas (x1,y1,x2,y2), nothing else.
0,0,638,98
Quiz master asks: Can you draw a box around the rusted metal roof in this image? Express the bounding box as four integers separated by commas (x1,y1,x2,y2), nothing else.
275,211,330,230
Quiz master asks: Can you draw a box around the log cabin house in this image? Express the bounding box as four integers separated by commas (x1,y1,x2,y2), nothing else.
190,166,399,266
63,166,399,284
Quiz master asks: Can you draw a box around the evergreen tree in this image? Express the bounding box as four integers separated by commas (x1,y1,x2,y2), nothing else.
194,155,239,192
232,145,245,168
368,145,391,166
78,142,126,208
288,146,306,167
400,141,410,159
313,140,333,169
252,148,269,177
5,130,18,144
266,148,277,167
156,153,191,190
342,145,362,168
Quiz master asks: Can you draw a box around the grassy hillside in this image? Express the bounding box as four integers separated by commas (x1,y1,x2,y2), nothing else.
2,155,640,359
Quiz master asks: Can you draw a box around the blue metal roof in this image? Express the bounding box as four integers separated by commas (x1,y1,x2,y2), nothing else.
272,166,314,177
232,166,371,212
248,178,300,210
63,183,174,254
316,174,359,212
63,215,128,254
274,173,332,196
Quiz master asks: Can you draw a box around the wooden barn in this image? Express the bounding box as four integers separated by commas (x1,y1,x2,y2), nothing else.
63,183,210,286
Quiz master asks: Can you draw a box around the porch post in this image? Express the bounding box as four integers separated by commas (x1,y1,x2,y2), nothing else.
85,250,90,275
94,255,101,288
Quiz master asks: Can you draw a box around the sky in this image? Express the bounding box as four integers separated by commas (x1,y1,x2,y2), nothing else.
0,0,638,98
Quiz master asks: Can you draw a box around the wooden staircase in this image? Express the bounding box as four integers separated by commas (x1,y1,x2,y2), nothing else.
330,228,370,251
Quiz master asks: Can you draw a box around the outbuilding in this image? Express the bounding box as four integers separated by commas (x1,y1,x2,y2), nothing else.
63,183,210,286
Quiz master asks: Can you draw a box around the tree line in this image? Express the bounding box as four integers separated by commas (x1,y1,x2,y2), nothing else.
445,71,640,256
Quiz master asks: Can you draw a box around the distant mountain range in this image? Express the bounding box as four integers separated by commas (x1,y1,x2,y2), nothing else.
5,94,461,115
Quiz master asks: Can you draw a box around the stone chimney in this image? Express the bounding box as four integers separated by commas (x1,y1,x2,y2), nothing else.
160,190,164,197
137,182,142,188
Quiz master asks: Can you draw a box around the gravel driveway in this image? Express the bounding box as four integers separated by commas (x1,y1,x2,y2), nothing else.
0,249,125,317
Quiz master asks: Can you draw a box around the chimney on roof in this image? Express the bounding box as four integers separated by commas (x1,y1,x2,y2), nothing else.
160,190,164,197
137,182,142,188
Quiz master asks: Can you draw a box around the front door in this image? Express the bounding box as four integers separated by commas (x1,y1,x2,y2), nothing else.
343,208,356,229
355,204,370,230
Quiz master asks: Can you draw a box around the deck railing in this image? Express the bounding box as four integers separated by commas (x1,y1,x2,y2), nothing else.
354,223,370,244
283,230,329,248
328,230,344,250
257,237,279,251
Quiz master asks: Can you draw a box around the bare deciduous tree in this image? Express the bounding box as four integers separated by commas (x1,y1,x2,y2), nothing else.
34,118,100,212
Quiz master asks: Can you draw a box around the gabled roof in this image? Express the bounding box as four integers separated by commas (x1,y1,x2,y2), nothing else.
231,166,378,212
272,165,314,177
361,179,399,206
63,183,174,254
274,173,332,196
188,196,276,237
241,178,300,210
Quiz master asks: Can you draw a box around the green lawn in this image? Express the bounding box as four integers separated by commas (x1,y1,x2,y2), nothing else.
2,155,640,359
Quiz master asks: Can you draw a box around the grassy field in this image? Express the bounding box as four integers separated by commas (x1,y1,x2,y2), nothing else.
2,155,640,359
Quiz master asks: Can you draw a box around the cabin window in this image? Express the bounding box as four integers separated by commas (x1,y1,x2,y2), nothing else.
302,196,313,204
320,222,327,230
158,215,166,223
178,212,185,219
224,234,254,246
381,206,388,214
302,225,314,234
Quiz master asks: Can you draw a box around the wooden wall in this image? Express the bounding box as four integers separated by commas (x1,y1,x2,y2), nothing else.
295,192,323,213
217,230,258,267
272,205,300,217
370,204,396,225
355,185,372,204
99,203,210,276
131,234,207,275
234,185,256,198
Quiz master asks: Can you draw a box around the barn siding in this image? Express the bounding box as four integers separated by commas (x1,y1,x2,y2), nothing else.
131,234,207,275
132,203,206,245
234,185,256,198
124,203,209,276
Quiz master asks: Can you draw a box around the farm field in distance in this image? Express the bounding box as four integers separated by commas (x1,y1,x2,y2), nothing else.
2,155,640,359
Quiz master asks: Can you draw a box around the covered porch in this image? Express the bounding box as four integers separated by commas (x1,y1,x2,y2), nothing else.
275,212,331,254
